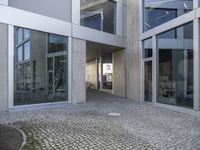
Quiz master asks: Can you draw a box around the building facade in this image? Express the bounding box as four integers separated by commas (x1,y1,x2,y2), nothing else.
0,0,199,117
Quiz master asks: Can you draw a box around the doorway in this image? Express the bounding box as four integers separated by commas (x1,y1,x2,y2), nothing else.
144,60,152,102
47,54,67,101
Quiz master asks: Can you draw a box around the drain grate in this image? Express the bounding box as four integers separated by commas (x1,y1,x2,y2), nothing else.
111,101,122,104
108,112,122,117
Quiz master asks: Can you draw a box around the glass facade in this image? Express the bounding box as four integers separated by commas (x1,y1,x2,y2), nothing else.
80,0,116,34
157,22,193,108
143,0,193,31
14,27,68,106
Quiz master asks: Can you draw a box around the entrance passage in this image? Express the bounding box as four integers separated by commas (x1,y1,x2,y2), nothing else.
86,41,125,98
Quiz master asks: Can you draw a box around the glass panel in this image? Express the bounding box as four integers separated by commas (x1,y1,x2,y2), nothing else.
81,0,116,34
51,56,68,101
48,34,67,53
144,61,152,102
24,41,30,60
143,38,152,58
143,0,193,31
14,27,68,106
157,22,193,108
17,28,23,44
18,46,23,62
24,29,30,40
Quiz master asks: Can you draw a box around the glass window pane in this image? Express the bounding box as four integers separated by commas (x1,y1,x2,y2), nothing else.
17,28,23,44
143,0,193,32
157,22,193,108
143,38,152,58
24,29,30,40
144,61,152,102
24,41,30,60
18,46,23,62
48,34,67,53
80,0,116,34
14,27,68,106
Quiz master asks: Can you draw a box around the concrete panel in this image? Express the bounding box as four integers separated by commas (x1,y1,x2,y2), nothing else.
9,0,71,22
0,0,8,5
86,59,98,89
72,24,126,48
112,50,126,97
0,23,8,111
126,0,141,101
72,38,86,104
0,5,71,37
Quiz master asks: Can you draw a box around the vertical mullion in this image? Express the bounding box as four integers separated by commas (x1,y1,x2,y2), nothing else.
193,0,199,9
152,35,157,105
8,25,14,108
140,40,144,102
193,19,200,111
68,37,72,103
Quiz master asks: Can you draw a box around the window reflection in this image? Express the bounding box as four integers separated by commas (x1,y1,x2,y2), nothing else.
143,38,153,102
14,28,68,106
80,0,116,34
143,0,193,31
157,22,193,108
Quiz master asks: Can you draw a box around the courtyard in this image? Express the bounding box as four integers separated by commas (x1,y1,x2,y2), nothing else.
0,90,200,150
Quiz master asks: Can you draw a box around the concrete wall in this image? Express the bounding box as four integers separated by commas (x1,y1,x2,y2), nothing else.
0,23,8,111
0,0,8,5
86,59,98,89
126,0,141,101
9,0,71,22
112,50,126,97
72,38,86,104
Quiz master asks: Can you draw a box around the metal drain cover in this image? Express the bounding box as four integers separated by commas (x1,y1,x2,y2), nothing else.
108,112,122,117
111,101,122,104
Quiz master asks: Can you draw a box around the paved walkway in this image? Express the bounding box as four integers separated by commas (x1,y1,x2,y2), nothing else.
0,90,200,150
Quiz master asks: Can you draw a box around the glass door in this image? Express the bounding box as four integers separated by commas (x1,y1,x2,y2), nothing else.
47,55,67,102
144,61,152,102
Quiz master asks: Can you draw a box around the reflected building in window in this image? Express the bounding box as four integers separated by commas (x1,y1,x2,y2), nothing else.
143,0,193,31
80,0,116,34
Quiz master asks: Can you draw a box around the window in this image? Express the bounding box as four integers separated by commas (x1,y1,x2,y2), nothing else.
17,46,23,62
17,28,23,44
14,27,68,106
143,0,193,31
24,41,30,60
143,38,152,58
157,22,193,108
80,0,116,34
24,29,30,40
143,38,153,102
48,34,67,53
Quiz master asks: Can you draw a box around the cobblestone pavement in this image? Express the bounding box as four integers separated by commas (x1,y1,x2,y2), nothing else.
0,90,200,150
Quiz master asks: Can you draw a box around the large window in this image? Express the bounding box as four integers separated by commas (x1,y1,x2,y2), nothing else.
14,27,68,106
80,0,116,34
143,0,193,31
157,22,193,108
